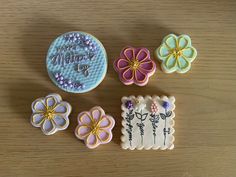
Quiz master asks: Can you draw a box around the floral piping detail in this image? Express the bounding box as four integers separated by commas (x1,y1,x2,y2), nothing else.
75,106,115,149
151,101,158,114
30,93,71,135
125,100,134,110
134,98,146,112
156,34,197,73
114,47,156,86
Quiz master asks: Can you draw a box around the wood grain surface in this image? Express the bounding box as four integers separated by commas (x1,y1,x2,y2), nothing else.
0,0,236,177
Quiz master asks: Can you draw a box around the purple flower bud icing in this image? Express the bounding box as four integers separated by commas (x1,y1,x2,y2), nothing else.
163,101,170,109
125,100,133,110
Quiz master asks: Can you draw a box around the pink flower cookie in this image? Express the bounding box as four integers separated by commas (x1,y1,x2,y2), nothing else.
114,47,156,86
75,106,115,149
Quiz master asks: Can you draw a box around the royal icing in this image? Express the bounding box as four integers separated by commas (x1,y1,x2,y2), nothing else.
155,34,197,73
75,106,115,149
114,47,156,86
30,93,72,135
121,96,175,150
46,31,107,93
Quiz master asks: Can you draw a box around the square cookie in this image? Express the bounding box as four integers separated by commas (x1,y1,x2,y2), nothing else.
121,96,176,150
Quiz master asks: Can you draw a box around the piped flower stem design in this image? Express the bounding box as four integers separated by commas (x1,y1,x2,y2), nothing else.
160,101,172,146
149,113,160,144
125,109,134,147
136,111,148,145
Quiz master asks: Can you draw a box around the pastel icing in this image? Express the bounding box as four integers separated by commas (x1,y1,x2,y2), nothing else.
155,34,197,73
46,31,107,93
121,96,176,150
75,106,115,149
31,93,72,135
114,47,156,86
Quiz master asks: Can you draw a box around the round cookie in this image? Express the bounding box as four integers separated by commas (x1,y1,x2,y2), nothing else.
46,31,107,93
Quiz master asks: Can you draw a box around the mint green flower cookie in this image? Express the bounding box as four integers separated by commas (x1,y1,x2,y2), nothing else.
155,34,197,73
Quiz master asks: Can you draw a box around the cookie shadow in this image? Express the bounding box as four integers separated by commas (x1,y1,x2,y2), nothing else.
7,78,95,143
94,21,174,145
20,15,80,81
102,20,175,82
7,80,54,124
94,81,169,145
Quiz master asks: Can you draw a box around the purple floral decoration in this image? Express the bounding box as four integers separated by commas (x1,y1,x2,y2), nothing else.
125,100,134,110
160,101,172,146
54,72,84,89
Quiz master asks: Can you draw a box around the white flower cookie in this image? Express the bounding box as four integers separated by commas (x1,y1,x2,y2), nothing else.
30,93,72,135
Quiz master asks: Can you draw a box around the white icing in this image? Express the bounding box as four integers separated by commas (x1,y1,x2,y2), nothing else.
134,96,146,112
121,95,175,150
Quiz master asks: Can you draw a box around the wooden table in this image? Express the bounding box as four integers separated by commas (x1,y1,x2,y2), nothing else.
1,0,236,177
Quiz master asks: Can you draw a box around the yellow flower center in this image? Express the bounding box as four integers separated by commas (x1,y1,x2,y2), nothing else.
44,107,55,120
135,98,140,104
129,59,140,70
172,48,183,59
91,123,100,134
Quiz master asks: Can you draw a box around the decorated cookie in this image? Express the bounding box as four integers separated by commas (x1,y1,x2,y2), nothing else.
155,34,197,73
121,96,175,150
114,47,156,86
75,106,115,149
31,93,72,135
46,31,107,93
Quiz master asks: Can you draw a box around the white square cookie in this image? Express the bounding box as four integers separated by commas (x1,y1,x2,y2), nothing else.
121,96,176,150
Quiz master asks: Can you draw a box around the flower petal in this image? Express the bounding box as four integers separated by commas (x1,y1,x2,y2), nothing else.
135,48,150,62
139,60,155,74
78,112,93,125
53,114,69,130
91,107,105,123
75,125,91,139
182,47,197,62
32,99,46,113
86,133,99,149
122,68,134,82
45,96,57,108
134,69,148,84
54,102,70,115
116,58,129,70
156,44,171,61
163,34,178,50
164,54,177,70
31,113,45,127
123,47,135,61
177,56,191,73
178,35,192,49
97,129,112,144
98,115,115,129
42,119,56,135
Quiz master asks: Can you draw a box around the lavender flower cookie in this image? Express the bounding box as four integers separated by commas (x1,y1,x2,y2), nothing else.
121,96,175,150
46,31,107,93
30,93,72,135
